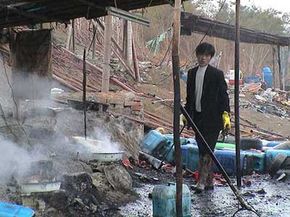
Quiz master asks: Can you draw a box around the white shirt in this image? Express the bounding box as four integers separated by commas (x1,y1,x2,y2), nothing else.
195,65,208,112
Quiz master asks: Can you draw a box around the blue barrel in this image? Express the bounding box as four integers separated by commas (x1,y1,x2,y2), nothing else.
152,183,191,217
163,134,188,145
243,150,266,173
244,75,261,84
265,150,290,170
152,139,174,163
262,140,282,148
153,134,190,164
141,130,166,154
262,66,273,88
182,144,199,171
0,202,34,217
213,150,246,175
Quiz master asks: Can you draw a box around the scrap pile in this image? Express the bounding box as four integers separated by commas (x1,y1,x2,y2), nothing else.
139,129,290,185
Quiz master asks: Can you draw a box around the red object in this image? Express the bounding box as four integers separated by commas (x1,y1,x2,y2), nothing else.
228,79,243,85
191,171,199,181
122,158,133,169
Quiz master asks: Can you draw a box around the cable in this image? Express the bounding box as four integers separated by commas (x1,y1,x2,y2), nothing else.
197,0,227,45
86,22,97,57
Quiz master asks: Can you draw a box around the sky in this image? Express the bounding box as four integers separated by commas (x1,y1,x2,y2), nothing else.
243,0,290,13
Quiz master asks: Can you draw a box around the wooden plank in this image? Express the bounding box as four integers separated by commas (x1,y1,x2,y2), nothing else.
102,15,112,92
181,12,290,46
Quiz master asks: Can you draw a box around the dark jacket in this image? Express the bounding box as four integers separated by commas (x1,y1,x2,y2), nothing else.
184,64,230,131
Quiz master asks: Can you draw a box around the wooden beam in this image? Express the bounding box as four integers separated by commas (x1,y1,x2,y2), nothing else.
102,15,112,92
181,12,290,46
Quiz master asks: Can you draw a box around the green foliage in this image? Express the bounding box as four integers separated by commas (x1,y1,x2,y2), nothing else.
239,6,285,35
191,1,287,35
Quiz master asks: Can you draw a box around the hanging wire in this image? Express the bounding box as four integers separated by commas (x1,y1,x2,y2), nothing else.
198,0,227,45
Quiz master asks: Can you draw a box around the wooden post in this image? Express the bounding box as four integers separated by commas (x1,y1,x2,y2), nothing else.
123,20,128,59
66,23,72,50
127,21,133,67
234,0,241,188
72,19,75,53
272,46,276,88
132,37,140,82
92,24,96,59
172,0,182,216
277,45,283,90
285,46,290,90
102,15,113,92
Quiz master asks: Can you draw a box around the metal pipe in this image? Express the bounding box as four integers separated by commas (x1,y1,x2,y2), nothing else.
83,48,87,139
180,105,259,216
234,0,241,188
172,0,182,216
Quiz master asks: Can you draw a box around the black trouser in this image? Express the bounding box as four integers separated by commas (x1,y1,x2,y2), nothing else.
193,112,220,157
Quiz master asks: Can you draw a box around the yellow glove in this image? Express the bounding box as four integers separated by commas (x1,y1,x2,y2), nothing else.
222,111,231,130
180,114,187,127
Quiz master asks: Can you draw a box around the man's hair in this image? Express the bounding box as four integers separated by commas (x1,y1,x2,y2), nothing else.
195,42,215,57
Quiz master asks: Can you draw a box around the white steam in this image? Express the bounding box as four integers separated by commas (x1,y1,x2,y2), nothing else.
0,137,45,183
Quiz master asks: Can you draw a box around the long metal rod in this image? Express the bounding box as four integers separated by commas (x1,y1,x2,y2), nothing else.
172,0,182,216
83,48,87,139
180,106,259,216
234,0,241,188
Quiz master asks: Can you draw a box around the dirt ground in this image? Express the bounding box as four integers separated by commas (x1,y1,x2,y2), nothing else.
120,166,290,217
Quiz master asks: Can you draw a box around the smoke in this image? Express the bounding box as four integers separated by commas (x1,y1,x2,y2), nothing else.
71,126,121,158
0,137,45,183
92,126,121,153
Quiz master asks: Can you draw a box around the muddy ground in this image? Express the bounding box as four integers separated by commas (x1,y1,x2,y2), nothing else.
120,166,290,217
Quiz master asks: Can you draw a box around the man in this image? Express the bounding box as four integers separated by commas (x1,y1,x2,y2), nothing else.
182,42,230,193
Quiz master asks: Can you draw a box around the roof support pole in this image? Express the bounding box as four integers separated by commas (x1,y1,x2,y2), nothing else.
272,47,276,88
92,24,96,59
72,19,75,53
277,45,282,90
235,0,241,188
172,0,182,216
102,15,112,92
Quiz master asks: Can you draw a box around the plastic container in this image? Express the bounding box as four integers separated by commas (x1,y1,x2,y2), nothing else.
152,139,174,163
152,183,191,217
184,138,197,145
243,150,266,173
273,141,290,150
141,130,166,154
262,66,273,88
213,149,246,175
240,138,263,150
244,75,261,84
262,140,282,148
163,134,188,146
215,142,235,150
153,134,190,164
181,144,200,171
0,202,34,217
265,150,290,170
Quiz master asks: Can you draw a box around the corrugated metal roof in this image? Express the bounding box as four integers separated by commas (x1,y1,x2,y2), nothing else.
0,0,177,28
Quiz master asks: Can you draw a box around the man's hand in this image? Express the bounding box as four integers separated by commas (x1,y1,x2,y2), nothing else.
222,111,231,130
180,114,187,127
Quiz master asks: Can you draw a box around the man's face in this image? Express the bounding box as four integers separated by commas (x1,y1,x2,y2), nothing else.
197,53,212,67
